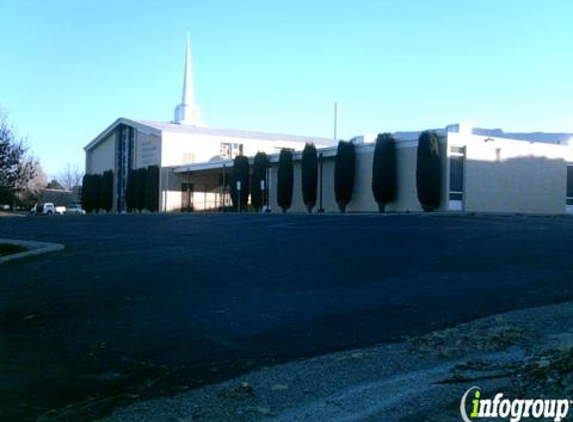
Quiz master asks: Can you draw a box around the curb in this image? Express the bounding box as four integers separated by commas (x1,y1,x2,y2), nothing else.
0,238,64,263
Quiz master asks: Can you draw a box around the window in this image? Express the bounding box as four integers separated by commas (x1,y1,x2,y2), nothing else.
115,125,134,212
449,146,465,204
220,142,243,159
567,165,573,206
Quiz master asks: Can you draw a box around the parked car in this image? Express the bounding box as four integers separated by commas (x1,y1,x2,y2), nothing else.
64,204,86,215
30,203,66,216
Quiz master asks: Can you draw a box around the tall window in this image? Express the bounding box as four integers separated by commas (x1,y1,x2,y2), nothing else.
449,146,465,202
115,125,134,212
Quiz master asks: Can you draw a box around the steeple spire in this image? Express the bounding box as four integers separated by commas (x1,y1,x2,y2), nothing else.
174,34,201,125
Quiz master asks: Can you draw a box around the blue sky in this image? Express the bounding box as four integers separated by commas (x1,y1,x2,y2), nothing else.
1,0,572,177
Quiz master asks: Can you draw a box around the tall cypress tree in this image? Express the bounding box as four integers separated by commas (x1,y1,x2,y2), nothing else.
92,174,103,213
135,168,147,212
230,155,249,211
301,143,318,212
145,165,160,212
334,141,355,212
371,133,397,212
416,130,442,212
250,152,267,211
277,148,294,213
101,170,114,213
125,169,136,212
81,174,93,213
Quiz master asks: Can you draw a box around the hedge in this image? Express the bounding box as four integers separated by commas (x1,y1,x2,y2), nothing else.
145,165,160,212
277,148,294,212
416,130,442,212
371,133,397,212
301,143,318,212
101,170,114,213
250,152,268,211
81,173,104,213
231,155,249,211
334,140,355,212
125,169,137,212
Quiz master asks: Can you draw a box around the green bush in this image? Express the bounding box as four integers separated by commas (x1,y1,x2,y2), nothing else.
81,174,93,213
125,169,137,212
416,130,442,212
231,155,249,211
250,152,268,211
277,148,294,212
101,170,114,213
371,133,397,212
81,174,103,213
92,174,103,213
134,168,147,212
334,141,355,212
145,165,160,212
301,143,318,212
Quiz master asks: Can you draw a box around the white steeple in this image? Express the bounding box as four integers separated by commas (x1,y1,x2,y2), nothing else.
174,34,201,125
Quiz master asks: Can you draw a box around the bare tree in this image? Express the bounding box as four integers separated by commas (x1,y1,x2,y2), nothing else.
56,163,84,191
0,112,37,208
16,158,46,207
26,157,46,193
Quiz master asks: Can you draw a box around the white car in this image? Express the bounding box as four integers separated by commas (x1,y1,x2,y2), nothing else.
30,203,66,216
64,204,86,215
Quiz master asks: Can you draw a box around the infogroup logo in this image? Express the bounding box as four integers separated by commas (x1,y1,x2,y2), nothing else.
460,387,570,422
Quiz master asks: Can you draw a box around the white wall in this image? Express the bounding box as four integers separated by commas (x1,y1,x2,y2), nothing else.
160,131,573,215
135,130,162,168
86,131,115,174
160,131,311,167
448,131,572,214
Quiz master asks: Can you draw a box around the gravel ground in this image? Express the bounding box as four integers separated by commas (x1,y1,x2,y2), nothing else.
92,301,573,422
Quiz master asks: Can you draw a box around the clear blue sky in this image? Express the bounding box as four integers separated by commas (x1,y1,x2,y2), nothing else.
1,0,572,177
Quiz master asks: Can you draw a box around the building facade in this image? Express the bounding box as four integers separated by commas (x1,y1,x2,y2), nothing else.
170,125,573,215
85,118,336,212
84,36,336,212
85,38,573,215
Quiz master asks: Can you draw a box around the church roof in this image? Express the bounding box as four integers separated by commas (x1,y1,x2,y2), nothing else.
84,117,337,151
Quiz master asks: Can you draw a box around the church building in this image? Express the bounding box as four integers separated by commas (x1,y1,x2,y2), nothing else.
84,36,337,212
85,38,573,215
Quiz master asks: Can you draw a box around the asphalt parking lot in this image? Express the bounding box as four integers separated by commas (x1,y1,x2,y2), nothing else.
1,213,573,421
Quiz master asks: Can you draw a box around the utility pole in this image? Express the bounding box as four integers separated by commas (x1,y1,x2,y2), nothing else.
318,153,324,213
334,101,338,140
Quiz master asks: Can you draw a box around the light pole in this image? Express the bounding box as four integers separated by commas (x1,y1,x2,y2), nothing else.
265,163,271,212
221,164,226,212
318,152,324,212
236,180,241,212
334,101,338,140
260,179,265,213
